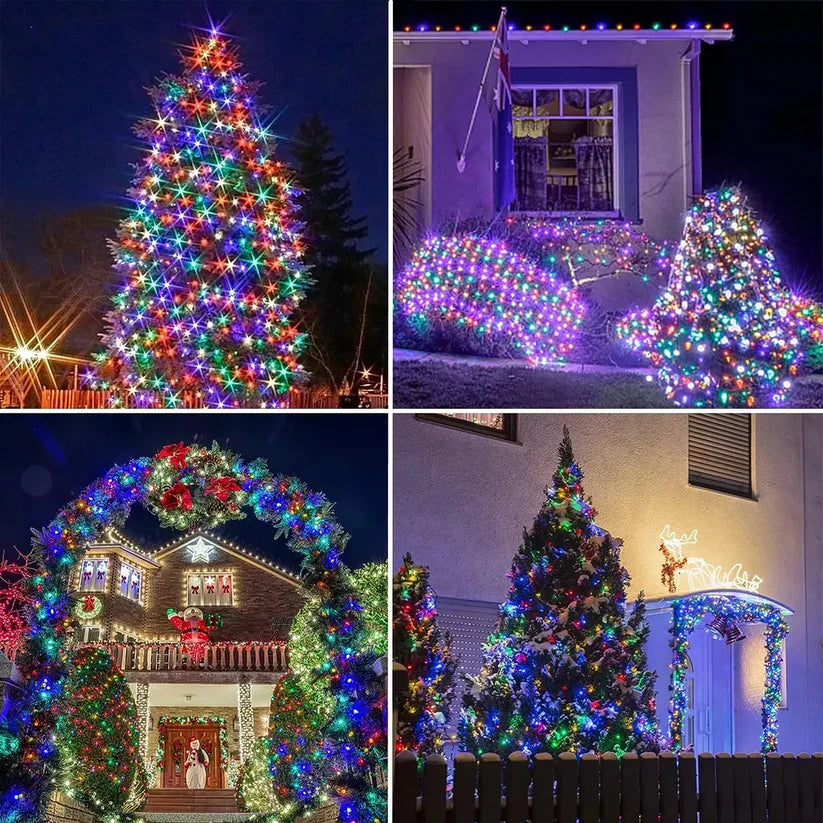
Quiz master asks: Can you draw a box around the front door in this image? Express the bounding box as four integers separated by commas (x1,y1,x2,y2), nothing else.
162,723,223,789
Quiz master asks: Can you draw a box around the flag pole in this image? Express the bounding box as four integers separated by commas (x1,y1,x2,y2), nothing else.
456,6,506,173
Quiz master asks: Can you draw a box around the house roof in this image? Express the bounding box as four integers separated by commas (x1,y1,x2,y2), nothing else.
395,22,734,44
93,527,302,587
151,530,302,587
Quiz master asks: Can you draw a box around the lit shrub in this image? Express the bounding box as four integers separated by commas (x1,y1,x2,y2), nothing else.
395,234,586,364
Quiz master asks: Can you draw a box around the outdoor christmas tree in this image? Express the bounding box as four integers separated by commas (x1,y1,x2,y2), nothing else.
268,562,389,821
460,428,659,758
236,736,278,813
393,553,457,759
617,187,808,407
85,25,309,408
54,646,146,818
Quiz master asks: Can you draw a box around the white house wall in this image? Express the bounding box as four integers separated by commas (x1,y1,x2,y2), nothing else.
393,413,823,753
394,38,695,243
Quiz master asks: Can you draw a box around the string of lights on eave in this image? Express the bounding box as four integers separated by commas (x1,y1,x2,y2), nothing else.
97,525,301,583
396,21,734,43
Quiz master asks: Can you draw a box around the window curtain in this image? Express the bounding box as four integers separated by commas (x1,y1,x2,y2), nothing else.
514,136,547,211
574,136,613,211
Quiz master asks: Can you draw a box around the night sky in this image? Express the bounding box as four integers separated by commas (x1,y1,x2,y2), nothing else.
395,0,822,294
0,413,387,572
0,0,388,262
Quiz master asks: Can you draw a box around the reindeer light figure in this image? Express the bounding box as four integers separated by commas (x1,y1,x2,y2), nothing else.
659,525,763,594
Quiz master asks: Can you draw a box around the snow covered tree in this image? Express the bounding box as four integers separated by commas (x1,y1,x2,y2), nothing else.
86,25,309,408
393,553,457,759
617,187,809,407
460,428,658,758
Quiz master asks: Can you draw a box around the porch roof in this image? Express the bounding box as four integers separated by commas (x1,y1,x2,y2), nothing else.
644,588,794,616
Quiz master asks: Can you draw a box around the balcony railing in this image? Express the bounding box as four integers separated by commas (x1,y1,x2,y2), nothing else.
75,641,289,672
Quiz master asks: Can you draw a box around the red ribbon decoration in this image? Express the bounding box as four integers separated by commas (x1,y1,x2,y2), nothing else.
82,595,96,612
160,482,193,511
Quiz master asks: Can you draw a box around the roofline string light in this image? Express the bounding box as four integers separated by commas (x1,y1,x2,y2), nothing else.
400,22,732,33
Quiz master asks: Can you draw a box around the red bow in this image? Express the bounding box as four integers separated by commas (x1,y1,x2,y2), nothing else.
157,442,190,471
160,482,193,511
191,585,200,594
206,584,215,594
82,595,96,612
204,476,241,502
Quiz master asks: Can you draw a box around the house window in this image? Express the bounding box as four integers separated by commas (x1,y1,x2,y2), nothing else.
79,557,108,592
511,85,617,215
118,562,142,602
188,573,233,607
75,625,101,644
688,414,752,498
416,413,518,442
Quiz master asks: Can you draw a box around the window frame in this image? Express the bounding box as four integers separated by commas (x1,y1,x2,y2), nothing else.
117,561,143,603
510,82,620,218
416,413,519,443
187,572,234,607
79,557,109,593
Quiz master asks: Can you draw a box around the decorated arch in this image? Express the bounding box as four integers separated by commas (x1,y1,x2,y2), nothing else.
0,442,385,823
668,592,790,753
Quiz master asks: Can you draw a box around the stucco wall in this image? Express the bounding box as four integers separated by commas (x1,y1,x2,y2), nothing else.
393,412,822,753
394,36,695,243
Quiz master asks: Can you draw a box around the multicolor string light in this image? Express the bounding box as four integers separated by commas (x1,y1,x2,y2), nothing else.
0,442,384,823
396,235,585,364
617,188,813,407
460,427,659,759
268,562,388,821
84,26,308,408
54,647,145,820
668,595,788,752
521,217,671,287
392,553,457,760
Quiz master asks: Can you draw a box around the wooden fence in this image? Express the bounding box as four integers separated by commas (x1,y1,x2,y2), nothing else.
394,750,823,823
40,388,388,409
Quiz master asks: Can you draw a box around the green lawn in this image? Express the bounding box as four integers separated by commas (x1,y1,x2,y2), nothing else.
394,359,823,409
394,360,671,408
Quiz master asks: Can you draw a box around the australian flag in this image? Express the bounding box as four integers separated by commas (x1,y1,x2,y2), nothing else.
493,11,515,211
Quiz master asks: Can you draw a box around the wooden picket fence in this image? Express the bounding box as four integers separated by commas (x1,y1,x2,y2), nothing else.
40,388,388,409
393,750,823,823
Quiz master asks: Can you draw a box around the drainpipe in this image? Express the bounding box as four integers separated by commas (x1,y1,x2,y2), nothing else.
681,41,703,197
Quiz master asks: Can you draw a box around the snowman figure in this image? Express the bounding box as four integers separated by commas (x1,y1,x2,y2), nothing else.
185,738,209,789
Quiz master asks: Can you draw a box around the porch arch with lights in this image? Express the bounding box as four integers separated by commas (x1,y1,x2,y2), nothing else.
0,442,385,823
658,590,792,753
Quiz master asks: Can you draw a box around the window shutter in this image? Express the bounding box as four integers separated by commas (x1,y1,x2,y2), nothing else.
436,597,499,678
688,414,752,497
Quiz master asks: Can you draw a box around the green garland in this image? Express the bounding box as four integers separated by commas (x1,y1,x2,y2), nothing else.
72,594,103,621
155,715,229,773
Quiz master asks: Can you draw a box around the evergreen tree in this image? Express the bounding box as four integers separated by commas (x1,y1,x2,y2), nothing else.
618,187,809,407
393,553,457,759
86,25,308,408
460,428,659,758
236,736,279,813
54,647,146,817
292,116,375,387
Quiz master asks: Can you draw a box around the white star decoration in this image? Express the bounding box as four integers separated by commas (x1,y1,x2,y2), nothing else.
185,536,215,563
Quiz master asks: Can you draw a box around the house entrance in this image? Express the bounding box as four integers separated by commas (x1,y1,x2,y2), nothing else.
161,723,223,789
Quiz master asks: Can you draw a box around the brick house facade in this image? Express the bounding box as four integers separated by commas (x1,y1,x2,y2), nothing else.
70,529,303,793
